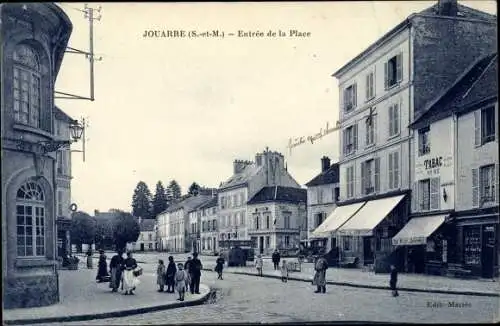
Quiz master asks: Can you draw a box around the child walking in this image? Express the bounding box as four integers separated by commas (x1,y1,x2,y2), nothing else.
175,263,187,301
156,259,166,292
390,264,399,297
280,260,289,283
255,254,263,277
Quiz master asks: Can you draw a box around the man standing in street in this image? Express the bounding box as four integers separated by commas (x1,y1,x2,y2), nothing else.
272,249,281,270
109,250,124,292
313,254,328,294
190,252,203,294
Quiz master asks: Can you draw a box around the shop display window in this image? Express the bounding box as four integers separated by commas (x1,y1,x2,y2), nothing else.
464,227,481,265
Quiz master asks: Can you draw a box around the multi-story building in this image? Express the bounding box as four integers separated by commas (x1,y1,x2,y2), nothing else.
247,186,307,255
54,107,77,259
1,3,76,308
158,195,212,253
218,148,301,244
187,195,214,253
306,157,340,252
199,196,219,255
132,218,156,251
331,0,496,272
394,53,498,277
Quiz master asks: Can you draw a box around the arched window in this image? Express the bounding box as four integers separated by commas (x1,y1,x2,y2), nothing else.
13,44,41,128
16,181,45,257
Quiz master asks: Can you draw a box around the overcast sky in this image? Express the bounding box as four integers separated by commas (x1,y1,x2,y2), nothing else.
54,1,496,214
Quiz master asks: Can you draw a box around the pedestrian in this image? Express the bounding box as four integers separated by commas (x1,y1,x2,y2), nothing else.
122,251,139,295
156,259,166,292
96,249,109,283
86,249,93,269
109,250,124,292
272,249,281,270
175,263,187,301
390,264,399,297
165,256,177,293
215,254,225,280
255,254,263,276
184,256,192,292
190,252,203,294
312,255,328,294
281,260,289,282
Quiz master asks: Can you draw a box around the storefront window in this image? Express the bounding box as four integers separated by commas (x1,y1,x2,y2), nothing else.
464,227,481,265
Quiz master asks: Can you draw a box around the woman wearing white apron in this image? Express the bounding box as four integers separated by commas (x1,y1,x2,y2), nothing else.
122,252,139,295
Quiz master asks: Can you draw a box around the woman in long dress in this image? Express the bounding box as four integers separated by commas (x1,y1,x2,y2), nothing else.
109,250,124,292
215,254,225,280
165,256,177,293
312,255,328,293
96,250,109,282
122,252,139,295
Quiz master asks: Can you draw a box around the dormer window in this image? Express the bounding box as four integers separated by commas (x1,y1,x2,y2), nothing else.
13,44,42,129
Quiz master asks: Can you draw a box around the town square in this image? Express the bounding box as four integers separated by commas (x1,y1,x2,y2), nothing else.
1,1,499,324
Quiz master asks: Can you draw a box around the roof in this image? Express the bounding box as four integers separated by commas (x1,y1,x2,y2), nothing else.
165,195,213,214
411,52,497,129
305,163,340,187
333,3,496,78
139,218,156,232
187,196,217,213
196,196,218,210
54,106,76,123
247,186,307,205
219,164,261,190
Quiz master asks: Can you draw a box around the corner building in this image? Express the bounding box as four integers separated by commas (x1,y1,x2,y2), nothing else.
1,3,74,308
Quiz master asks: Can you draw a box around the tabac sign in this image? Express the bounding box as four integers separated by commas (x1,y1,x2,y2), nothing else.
287,121,341,155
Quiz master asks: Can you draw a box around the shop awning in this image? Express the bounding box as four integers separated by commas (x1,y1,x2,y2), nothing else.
336,194,406,236
392,214,448,246
311,202,366,238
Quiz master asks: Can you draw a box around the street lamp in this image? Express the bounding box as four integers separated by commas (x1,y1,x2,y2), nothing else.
38,120,85,154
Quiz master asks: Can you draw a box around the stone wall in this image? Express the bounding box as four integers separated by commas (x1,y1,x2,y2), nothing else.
4,274,59,309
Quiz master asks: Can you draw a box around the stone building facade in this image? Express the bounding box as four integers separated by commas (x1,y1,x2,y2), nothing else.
331,0,496,272
1,3,74,308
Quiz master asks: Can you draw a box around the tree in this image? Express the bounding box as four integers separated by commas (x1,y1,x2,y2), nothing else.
94,215,114,250
70,211,96,252
131,181,153,218
112,210,140,251
188,182,201,196
167,180,182,203
152,181,168,217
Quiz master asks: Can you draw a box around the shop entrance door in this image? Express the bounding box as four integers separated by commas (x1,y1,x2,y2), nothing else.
363,237,374,265
482,226,496,278
259,236,264,254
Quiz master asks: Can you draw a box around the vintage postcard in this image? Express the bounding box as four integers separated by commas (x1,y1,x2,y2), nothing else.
1,1,498,325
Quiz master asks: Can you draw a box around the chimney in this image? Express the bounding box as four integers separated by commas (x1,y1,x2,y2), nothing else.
321,156,331,172
437,0,458,16
94,209,100,216
255,153,263,166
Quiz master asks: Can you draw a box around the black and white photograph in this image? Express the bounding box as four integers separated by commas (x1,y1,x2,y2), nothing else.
1,1,498,324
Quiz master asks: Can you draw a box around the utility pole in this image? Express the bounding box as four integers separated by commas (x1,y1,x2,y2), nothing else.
55,4,102,101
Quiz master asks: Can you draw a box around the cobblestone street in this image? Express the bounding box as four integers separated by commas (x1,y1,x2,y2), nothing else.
38,264,499,325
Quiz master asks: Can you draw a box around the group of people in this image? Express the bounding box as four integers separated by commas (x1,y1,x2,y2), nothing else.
94,249,141,295
156,252,204,301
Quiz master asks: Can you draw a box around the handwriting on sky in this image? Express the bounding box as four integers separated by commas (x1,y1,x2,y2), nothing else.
287,121,340,154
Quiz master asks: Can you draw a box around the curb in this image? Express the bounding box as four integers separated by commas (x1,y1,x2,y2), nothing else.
4,287,216,325
215,270,499,298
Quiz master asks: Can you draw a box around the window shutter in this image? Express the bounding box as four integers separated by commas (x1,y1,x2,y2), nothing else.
375,158,380,192
472,168,479,207
394,151,399,188
373,114,377,144
361,162,366,194
342,129,347,155
496,163,499,203
365,120,369,146
430,177,440,210
343,88,347,112
353,83,357,108
366,74,370,100
353,123,358,150
384,62,388,90
474,110,481,146
388,153,394,189
388,105,394,136
396,53,403,82
394,104,399,135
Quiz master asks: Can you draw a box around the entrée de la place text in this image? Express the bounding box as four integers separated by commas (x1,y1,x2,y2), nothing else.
142,29,311,38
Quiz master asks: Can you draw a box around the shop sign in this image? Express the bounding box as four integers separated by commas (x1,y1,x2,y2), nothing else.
392,236,426,246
